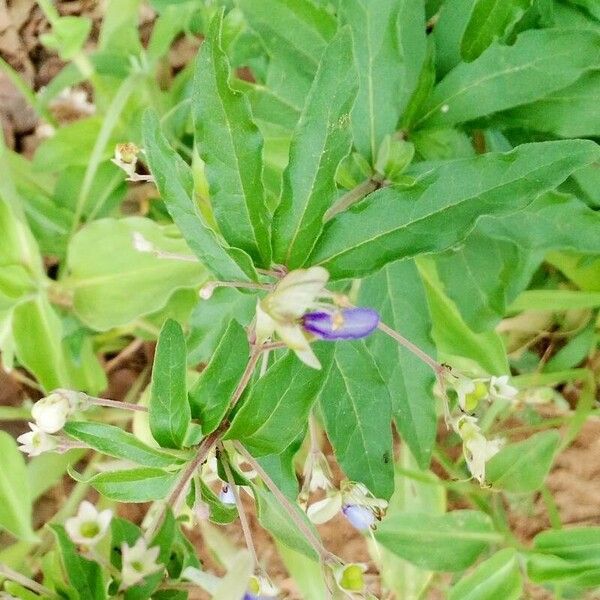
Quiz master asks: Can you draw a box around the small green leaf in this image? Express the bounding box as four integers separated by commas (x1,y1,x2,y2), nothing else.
224,351,329,456
375,510,500,571
461,0,533,61
487,431,561,493
253,485,319,560
310,140,600,279
74,467,178,502
51,524,106,600
142,110,257,282
318,342,394,500
449,548,523,600
272,27,358,267
0,431,37,542
63,422,179,468
194,12,271,265
150,319,191,449
188,319,249,434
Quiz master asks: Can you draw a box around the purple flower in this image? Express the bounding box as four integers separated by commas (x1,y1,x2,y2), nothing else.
342,504,375,531
302,308,379,341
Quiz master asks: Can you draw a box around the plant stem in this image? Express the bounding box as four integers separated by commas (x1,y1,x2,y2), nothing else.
235,442,334,565
323,177,382,222
229,348,262,410
0,563,56,597
83,394,148,412
220,444,259,568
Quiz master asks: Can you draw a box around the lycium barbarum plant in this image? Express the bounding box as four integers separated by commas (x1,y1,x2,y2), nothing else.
2,0,600,599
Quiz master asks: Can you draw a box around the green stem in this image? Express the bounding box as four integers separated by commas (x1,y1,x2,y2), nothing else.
323,177,381,222
0,563,56,597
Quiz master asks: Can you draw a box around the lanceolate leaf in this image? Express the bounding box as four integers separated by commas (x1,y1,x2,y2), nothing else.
150,319,190,449
272,28,358,267
340,0,426,161
224,351,330,456
318,341,394,499
63,422,179,468
188,319,249,433
460,0,533,61
142,110,257,282
194,13,271,265
309,139,600,279
359,261,437,469
0,431,37,542
419,28,600,127
376,510,500,571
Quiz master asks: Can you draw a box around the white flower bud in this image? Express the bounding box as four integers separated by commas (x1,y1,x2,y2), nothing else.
31,393,71,433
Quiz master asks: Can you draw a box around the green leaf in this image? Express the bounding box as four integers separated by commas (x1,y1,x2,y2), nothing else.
74,467,178,502
224,351,328,456
272,28,358,267
487,430,560,493
63,422,179,468
436,192,600,331
51,524,106,600
318,341,394,499
194,13,271,265
419,28,600,127
461,0,532,61
448,548,523,600
0,431,37,542
150,319,191,449
340,0,426,161
199,479,238,525
142,110,257,282
188,319,249,433
375,510,500,571
533,527,600,561
359,261,437,468
67,217,206,331
253,485,319,560
497,72,600,138
309,140,600,279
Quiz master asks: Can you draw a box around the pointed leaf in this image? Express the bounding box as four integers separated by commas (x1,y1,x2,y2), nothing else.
309,140,600,279
150,319,190,449
272,28,358,267
194,13,271,265
142,110,257,282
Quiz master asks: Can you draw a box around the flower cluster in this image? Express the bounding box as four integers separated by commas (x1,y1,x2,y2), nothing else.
446,372,517,484
254,267,379,369
17,390,82,456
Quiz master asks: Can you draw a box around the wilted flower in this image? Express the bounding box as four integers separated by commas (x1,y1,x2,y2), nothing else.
256,267,329,369
17,423,57,456
31,392,71,433
219,484,236,506
307,482,387,532
455,415,503,485
489,375,518,401
302,451,333,495
65,501,112,546
120,537,161,589
111,143,153,182
302,308,379,341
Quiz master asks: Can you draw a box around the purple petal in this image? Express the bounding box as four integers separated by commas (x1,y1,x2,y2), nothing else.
302,308,379,341
342,504,375,531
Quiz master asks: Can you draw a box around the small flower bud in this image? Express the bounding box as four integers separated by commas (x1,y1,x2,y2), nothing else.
115,142,140,165
302,307,379,341
342,504,376,531
219,484,236,506
31,393,71,433
132,232,154,253
334,562,367,593
199,282,216,300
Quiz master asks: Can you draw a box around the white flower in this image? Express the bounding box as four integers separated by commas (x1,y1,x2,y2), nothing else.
219,484,236,506
65,501,112,546
489,375,518,401
17,423,57,456
302,451,333,496
52,87,96,116
455,415,503,484
256,267,329,369
31,393,71,433
120,537,161,589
